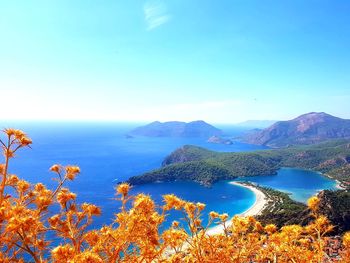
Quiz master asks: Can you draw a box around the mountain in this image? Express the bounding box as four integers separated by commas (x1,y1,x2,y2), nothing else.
235,120,278,129
243,112,350,147
128,120,222,138
127,139,350,187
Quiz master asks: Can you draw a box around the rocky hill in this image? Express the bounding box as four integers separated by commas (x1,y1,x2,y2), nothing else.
243,112,350,147
128,120,222,138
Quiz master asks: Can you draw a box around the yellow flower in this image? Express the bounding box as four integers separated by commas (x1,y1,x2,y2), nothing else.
184,202,196,217
265,224,277,234
133,194,155,212
57,188,77,207
219,213,229,222
65,166,80,180
16,180,30,193
194,218,202,226
51,244,75,262
13,129,26,140
196,202,206,211
307,196,320,211
82,203,101,216
209,211,219,218
73,251,103,263
254,221,264,232
163,194,184,210
6,174,19,185
343,232,350,247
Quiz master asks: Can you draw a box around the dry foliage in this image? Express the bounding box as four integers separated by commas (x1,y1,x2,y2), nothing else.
0,129,349,262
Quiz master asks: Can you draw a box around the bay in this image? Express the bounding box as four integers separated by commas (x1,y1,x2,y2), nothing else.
1,122,337,229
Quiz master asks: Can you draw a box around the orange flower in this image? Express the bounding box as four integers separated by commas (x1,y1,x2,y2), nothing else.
50,164,61,173
209,211,219,218
65,166,80,180
116,183,130,196
196,202,206,211
3,128,16,136
14,129,26,140
16,180,30,193
48,215,61,227
19,136,32,146
57,188,76,207
172,220,179,228
51,244,75,262
184,202,196,218
219,213,229,222
82,203,101,216
265,224,277,234
163,194,184,210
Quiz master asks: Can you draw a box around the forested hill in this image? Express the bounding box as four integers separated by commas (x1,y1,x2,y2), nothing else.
127,139,350,187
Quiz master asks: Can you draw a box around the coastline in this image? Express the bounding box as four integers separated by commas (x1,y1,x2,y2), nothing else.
206,181,267,235
335,179,347,190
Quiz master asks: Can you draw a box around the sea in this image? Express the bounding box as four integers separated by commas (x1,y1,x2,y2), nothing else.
2,122,338,229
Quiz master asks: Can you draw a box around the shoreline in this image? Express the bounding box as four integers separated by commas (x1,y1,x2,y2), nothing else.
206,181,267,235
335,179,347,190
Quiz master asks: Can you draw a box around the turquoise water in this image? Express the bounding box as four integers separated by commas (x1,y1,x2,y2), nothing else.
1,122,337,229
235,168,337,203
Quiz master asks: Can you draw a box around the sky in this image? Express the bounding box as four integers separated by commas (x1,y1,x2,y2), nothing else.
0,0,350,124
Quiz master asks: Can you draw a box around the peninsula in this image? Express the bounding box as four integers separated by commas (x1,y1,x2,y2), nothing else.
127,139,350,187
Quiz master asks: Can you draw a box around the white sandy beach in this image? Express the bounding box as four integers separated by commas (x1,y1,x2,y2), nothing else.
335,180,347,190
206,181,267,235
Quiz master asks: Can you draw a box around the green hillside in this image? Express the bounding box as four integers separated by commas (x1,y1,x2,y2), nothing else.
127,139,350,187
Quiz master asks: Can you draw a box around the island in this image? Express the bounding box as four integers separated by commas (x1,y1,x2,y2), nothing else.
207,135,233,145
128,120,222,138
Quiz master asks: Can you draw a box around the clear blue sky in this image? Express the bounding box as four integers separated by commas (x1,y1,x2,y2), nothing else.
1,0,349,123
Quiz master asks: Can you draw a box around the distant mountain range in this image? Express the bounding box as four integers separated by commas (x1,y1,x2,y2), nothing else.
243,112,350,147
129,120,222,138
235,120,278,128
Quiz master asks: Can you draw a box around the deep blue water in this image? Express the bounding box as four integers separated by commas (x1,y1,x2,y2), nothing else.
1,122,337,229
